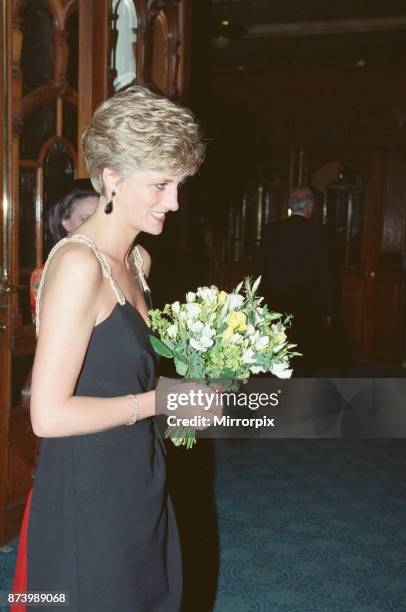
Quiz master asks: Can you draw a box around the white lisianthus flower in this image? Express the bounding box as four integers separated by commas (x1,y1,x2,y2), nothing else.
200,335,214,349
186,291,196,303
189,338,205,352
227,293,244,310
242,348,256,364
190,336,213,352
202,325,216,339
171,301,180,315
196,287,217,303
167,324,178,339
270,362,293,379
250,365,266,374
255,336,269,351
188,320,204,334
185,303,201,319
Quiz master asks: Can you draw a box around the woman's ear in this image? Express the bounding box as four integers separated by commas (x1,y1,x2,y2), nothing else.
61,217,72,233
102,167,121,196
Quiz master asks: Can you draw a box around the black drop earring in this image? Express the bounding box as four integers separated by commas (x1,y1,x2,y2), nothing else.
104,190,115,214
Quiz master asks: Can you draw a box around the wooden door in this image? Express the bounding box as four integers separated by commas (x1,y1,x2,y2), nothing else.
372,151,406,365
213,144,406,367
0,0,191,545
0,0,84,545
308,147,405,365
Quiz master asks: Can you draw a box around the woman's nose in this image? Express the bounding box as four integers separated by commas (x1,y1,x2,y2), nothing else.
165,187,179,212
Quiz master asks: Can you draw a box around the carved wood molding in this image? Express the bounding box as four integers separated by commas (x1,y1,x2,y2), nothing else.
143,1,182,99
109,0,187,99
21,84,77,119
37,135,77,165
64,0,78,19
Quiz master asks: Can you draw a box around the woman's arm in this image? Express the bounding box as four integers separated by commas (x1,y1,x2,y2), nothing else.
30,243,155,438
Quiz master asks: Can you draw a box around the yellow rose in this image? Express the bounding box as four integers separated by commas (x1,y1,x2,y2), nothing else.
218,291,227,305
227,311,247,331
275,332,287,344
223,327,234,340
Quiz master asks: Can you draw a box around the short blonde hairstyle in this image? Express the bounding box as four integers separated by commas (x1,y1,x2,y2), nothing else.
81,86,205,193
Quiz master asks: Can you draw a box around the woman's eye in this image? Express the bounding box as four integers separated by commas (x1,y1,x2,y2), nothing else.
155,183,167,191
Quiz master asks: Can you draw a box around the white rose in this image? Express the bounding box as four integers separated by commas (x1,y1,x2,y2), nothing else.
186,291,196,303
250,365,266,374
246,325,256,336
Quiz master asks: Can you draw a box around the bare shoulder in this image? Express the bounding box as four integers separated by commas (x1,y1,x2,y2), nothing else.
135,244,151,277
44,241,103,295
35,241,105,340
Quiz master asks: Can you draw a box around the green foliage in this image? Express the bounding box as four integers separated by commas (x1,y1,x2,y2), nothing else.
148,277,300,448
149,335,173,358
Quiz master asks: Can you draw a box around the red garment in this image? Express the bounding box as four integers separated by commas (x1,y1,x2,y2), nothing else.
30,266,44,323
11,488,33,612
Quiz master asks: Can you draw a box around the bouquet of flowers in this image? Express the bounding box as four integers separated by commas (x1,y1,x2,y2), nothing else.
149,277,300,448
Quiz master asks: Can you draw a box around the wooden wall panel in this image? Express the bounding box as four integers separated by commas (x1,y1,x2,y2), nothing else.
209,67,406,148
150,12,169,94
373,279,405,364
380,152,406,263
206,64,406,366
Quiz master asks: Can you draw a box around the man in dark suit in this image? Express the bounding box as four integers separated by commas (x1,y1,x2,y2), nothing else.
256,186,336,375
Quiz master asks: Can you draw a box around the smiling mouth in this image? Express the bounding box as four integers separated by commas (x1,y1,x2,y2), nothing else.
151,211,166,221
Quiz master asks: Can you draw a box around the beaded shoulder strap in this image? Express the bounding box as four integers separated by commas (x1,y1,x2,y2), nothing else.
132,245,151,294
35,233,125,337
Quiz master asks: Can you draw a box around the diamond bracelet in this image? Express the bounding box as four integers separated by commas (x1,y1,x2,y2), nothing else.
126,395,140,426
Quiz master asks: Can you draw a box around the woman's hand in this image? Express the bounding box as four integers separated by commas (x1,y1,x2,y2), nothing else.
155,379,223,430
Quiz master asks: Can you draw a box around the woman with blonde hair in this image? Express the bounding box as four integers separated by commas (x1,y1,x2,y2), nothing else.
12,86,215,611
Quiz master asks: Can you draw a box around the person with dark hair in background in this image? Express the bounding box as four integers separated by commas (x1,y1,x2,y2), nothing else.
30,187,99,322
256,186,336,376
47,187,99,242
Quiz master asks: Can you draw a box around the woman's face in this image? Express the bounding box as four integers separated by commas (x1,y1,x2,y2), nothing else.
114,168,181,235
62,196,98,234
